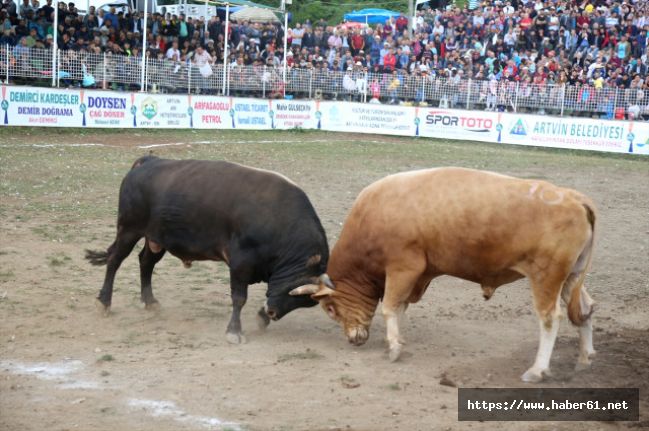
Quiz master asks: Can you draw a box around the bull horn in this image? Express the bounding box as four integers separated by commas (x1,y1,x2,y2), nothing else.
289,284,319,296
319,273,335,289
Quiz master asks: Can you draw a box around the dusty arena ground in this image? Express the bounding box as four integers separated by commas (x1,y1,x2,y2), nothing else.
0,128,648,431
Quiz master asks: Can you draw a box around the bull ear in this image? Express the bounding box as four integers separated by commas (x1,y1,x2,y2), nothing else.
289,284,319,296
326,304,336,319
311,285,335,300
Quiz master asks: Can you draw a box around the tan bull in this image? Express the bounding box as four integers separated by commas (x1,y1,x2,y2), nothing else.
291,167,596,382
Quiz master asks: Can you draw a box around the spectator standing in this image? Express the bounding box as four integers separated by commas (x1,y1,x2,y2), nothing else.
350,29,364,55
291,22,304,48
104,6,118,31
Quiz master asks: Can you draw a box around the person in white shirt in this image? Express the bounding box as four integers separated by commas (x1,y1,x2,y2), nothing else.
342,67,356,101
503,1,514,16
432,21,444,37
166,40,180,61
193,45,213,67
473,10,484,27
193,46,214,93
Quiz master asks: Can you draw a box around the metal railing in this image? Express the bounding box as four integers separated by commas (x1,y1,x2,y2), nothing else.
2,45,648,120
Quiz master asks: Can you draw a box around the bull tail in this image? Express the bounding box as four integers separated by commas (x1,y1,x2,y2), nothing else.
566,203,596,326
85,242,115,266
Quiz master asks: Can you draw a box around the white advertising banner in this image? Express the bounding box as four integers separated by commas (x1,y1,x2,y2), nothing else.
271,100,318,130
231,98,272,129
2,85,83,127
623,121,649,155
1,85,647,155
417,107,503,143
83,90,131,128
498,113,646,154
191,96,232,129
132,93,192,129
319,102,415,136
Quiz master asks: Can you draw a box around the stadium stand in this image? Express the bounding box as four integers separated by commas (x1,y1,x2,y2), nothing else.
0,0,647,118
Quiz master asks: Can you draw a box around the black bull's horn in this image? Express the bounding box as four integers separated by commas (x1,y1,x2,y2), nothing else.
289,274,334,296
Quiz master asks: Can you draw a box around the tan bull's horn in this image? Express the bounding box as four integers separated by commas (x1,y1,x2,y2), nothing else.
289,284,319,296
320,273,335,289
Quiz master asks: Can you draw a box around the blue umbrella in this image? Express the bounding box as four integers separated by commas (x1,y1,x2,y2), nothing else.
343,8,400,25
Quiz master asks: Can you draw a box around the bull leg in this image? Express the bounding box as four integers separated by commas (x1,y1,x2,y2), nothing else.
139,242,166,310
225,277,248,345
576,314,595,371
97,229,142,314
383,269,422,362
256,306,271,331
522,272,567,383
560,274,596,370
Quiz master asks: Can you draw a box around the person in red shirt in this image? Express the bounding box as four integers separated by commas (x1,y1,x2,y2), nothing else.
395,13,408,34
382,21,393,39
519,12,533,31
383,48,397,72
351,29,365,55
576,11,589,29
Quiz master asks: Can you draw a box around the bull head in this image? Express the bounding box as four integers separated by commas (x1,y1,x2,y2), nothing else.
289,273,335,296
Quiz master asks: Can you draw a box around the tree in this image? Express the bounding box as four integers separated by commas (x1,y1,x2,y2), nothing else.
253,0,407,26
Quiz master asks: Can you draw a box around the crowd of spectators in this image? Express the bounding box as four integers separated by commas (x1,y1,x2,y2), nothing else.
0,0,648,117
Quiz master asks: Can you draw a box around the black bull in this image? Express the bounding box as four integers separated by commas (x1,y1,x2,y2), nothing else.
86,156,330,343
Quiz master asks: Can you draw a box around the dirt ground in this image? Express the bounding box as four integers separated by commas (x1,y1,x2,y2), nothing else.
0,129,648,431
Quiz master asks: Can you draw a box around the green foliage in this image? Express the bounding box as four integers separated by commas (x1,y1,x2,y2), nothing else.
252,0,407,26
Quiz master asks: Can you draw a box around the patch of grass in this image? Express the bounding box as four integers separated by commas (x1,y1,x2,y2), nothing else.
47,252,72,267
32,225,74,242
97,354,114,362
277,348,324,363
0,270,15,282
386,383,401,391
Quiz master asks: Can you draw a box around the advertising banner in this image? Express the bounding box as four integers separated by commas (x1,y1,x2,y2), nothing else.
1,85,647,156
132,93,191,129
625,121,649,155
417,107,503,143
231,98,271,129
271,100,318,129
500,114,633,154
2,85,83,127
319,102,415,136
191,96,232,129
83,90,131,128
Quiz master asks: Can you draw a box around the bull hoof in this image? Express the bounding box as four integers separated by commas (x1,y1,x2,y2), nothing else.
95,298,111,317
575,353,594,372
144,301,161,311
226,332,246,345
388,344,403,363
521,368,549,383
256,309,271,331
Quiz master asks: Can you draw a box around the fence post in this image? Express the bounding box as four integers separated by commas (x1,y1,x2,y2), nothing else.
465,78,471,109
225,65,229,96
188,63,192,94
612,88,618,118
5,44,9,84
262,65,266,98
560,84,566,116
513,81,520,112
364,71,368,103
419,75,424,106
309,69,313,99
56,49,61,87
144,57,149,92
102,52,107,90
